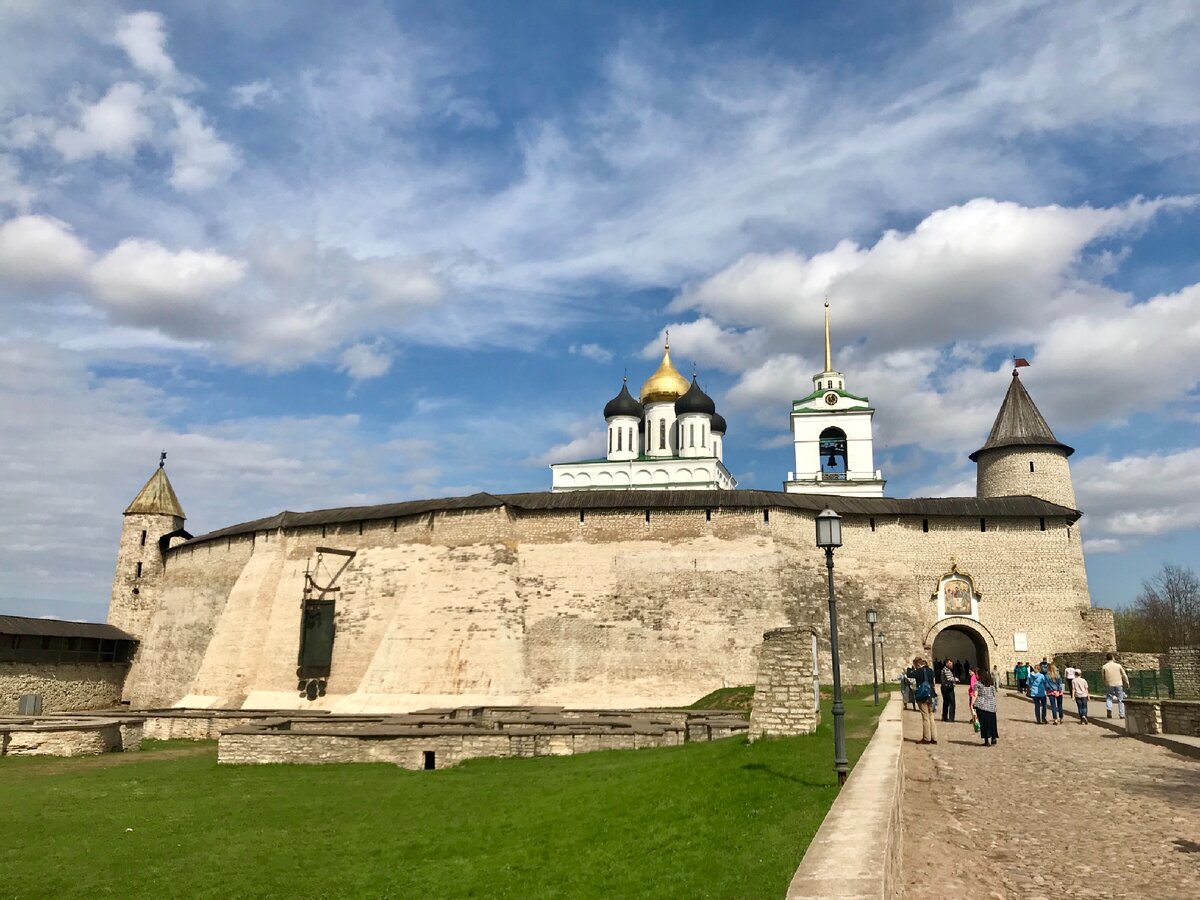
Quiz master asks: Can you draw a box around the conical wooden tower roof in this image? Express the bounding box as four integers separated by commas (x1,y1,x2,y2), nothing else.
124,466,186,518
969,372,1073,462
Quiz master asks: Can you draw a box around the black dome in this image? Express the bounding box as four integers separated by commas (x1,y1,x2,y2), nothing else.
674,376,716,416
710,411,727,434
603,380,644,420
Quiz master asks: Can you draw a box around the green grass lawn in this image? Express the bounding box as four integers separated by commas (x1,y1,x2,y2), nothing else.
1,689,885,900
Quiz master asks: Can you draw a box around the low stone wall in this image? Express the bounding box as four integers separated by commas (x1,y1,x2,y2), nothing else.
218,726,690,768
1125,700,1162,736
214,705,747,768
139,708,333,740
0,715,144,756
1169,646,1200,700
0,661,127,714
786,694,902,899
749,626,819,740
1056,651,1167,673
1126,699,1200,737
1160,700,1200,736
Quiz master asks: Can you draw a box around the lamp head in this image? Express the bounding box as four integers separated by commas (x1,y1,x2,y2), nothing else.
865,608,877,625
815,508,842,548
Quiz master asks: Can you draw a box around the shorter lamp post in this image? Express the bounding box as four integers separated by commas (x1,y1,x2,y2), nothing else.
866,608,879,705
815,509,849,785
877,633,886,687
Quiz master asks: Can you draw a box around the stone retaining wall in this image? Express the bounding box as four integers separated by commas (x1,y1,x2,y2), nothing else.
218,726,691,768
1125,699,1200,738
749,626,819,740
1169,646,1200,700
1124,700,1162,736
1160,700,1200,737
786,694,902,899
1055,651,1167,673
0,716,144,756
0,661,127,714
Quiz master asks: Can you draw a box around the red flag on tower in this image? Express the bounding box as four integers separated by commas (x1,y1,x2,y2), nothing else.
1013,357,1030,368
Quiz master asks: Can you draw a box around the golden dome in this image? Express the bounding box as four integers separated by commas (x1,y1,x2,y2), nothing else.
639,338,690,404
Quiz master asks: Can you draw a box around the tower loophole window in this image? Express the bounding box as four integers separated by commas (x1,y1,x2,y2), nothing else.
135,561,142,578
1029,461,1035,473
819,427,848,481
140,529,147,547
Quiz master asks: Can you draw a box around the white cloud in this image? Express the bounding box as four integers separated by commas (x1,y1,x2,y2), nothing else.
0,154,34,211
114,11,176,82
1083,538,1125,554
0,215,92,287
672,198,1200,458
1074,447,1200,540
529,428,606,466
638,319,766,374
230,79,280,109
167,99,240,192
52,81,150,161
673,198,1191,355
90,238,246,308
339,342,393,380
569,343,613,364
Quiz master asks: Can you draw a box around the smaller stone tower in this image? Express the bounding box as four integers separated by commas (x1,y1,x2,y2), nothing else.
107,455,188,639
971,370,1076,509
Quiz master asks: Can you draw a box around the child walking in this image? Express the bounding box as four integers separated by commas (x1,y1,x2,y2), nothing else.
1072,670,1090,724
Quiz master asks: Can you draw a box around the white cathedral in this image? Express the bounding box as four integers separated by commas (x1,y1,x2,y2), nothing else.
551,304,885,495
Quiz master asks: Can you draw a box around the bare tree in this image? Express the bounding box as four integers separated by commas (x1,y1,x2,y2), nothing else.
1127,563,1200,652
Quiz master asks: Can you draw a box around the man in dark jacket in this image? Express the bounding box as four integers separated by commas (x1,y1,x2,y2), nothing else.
940,658,959,721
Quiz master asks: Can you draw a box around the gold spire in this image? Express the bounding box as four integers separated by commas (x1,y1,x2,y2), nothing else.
639,334,690,403
823,299,832,373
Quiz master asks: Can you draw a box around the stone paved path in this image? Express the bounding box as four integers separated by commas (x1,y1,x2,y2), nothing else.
900,697,1200,899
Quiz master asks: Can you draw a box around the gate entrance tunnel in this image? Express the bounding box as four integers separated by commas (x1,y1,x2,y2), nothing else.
931,624,990,673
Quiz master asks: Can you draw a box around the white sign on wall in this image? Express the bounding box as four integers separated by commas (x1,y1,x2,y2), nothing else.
1013,632,1028,652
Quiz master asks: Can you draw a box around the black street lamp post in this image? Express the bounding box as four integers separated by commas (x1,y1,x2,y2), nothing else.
866,608,879,705
877,633,886,687
815,509,849,785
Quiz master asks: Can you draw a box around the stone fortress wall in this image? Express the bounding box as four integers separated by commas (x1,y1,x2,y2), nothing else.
0,661,127,714
119,495,1112,713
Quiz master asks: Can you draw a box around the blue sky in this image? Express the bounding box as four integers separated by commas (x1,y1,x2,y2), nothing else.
2,1,1199,621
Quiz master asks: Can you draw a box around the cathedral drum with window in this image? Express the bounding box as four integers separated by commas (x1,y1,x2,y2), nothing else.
105,318,1116,713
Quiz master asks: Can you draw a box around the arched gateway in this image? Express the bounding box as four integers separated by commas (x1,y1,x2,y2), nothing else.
926,618,996,673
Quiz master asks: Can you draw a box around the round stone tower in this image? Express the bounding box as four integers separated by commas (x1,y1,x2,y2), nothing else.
107,456,189,639
971,370,1076,509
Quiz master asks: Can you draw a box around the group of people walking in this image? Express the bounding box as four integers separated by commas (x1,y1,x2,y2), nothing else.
902,651,1134,746
903,656,999,746
1016,652,1131,723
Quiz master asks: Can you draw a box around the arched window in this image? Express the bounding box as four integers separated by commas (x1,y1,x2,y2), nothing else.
689,423,695,447
701,424,706,446
659,418,666,450
629,427,634,453
608,429,612,453
819,426,848,480
617,429,622,451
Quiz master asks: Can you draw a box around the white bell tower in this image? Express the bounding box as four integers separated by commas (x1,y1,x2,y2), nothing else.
784,303,886,497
